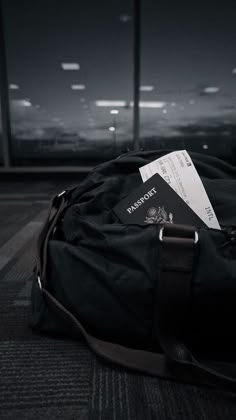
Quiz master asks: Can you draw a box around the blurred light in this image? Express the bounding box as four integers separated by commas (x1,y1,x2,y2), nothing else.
109,126,116,132
34,128,44,137
71,84,86,90
80,98,86,103
140,85,154,92
232,68,236,74
83,104,88,109
119,14,132,23
137,101,166,109
19,99,32,107
35,105,40,109
9,84,19,90
110,109,119,115
162,109,167,114
95,100,127,107
61,62,80,70
189,99,195,105
203,86,220,94
171,102,176,107
203,144,208,149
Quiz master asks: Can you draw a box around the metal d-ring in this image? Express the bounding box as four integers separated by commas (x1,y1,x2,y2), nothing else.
159,226,199,244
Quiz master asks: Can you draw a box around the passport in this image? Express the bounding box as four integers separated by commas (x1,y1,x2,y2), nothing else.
113,173,206,226
139,150,220,229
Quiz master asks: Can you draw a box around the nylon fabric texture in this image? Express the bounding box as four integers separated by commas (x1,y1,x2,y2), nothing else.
31,150,236,386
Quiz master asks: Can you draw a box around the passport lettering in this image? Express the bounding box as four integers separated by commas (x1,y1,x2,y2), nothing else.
127,187,157,214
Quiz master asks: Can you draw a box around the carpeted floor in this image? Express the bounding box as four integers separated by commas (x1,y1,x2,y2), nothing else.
0,181,236,420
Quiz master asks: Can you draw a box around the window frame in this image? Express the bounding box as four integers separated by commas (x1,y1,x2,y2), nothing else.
0,0,141,172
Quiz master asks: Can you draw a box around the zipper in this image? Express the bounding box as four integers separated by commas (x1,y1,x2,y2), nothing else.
221,226,236,248
227,227,236,244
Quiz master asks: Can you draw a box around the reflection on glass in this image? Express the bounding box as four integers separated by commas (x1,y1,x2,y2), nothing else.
3,0,133,165
141,0,236,162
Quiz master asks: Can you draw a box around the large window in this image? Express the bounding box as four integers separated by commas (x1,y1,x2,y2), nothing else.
2,0,133,165
0,0,236,168
140,0,236,162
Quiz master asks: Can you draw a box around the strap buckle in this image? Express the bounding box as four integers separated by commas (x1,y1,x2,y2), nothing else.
159,224,199,245
57,190,67,198
37,274,42,291
52,189,69,211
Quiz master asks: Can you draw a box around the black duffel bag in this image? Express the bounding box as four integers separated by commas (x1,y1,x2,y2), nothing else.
31,150,236,390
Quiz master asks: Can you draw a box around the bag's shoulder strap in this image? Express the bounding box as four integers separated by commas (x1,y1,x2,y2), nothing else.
41,282,236,391
35,192,236,391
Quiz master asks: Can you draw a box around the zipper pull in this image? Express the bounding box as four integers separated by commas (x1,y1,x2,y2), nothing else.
220,227,236,248
226,227,236,243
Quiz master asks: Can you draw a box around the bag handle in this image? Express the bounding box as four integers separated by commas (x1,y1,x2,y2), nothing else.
35,194,236,391
157,223,236,387
36,189,75,284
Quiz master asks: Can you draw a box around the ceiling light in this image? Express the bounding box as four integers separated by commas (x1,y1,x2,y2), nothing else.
71,84,86,90
202,144,208,149
189,99,195,105
162,109,167,114
95,100,127,107
232,68,236,74
109,126,116,132
110,109,119,115
131,101,166,108
140,86,154,92
171,102,176,107
9,84,19,90
61,62,80,70
203,86,220,94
